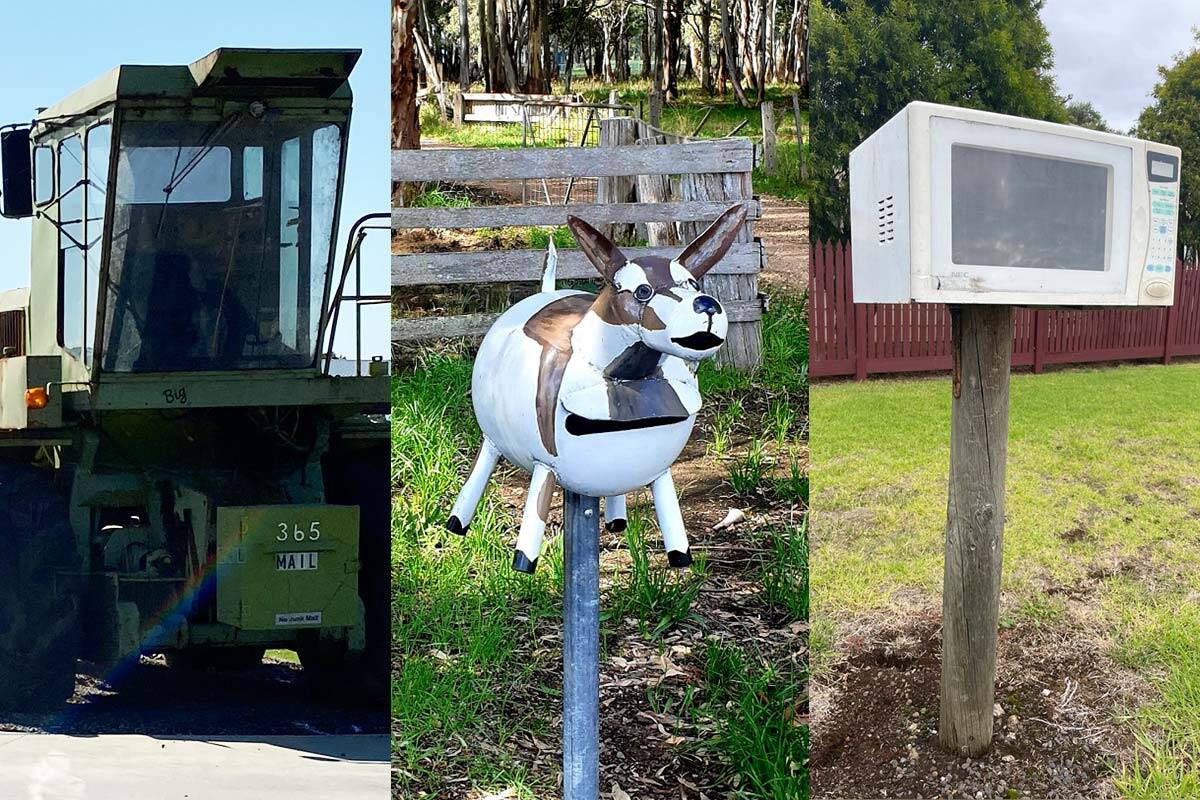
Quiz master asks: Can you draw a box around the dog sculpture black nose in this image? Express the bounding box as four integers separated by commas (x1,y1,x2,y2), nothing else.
693,295,722,315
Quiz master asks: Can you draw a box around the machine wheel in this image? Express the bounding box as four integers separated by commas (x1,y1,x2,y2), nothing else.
0,462,80,710
167,647,265,671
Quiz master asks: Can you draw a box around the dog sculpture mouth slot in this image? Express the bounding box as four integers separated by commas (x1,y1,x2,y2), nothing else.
671,332,725,350
565,414,689,436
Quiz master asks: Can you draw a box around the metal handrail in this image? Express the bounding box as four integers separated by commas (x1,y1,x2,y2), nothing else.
322,211,390,376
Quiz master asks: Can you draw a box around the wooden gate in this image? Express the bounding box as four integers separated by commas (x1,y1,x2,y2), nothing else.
392,136,767,371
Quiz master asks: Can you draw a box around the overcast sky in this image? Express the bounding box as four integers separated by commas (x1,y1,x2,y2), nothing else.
1042,0,1199,133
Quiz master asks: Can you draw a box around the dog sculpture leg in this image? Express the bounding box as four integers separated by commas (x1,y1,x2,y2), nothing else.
604,494,627,533
513,463,556,573
447,438,502,535
650,470,692,568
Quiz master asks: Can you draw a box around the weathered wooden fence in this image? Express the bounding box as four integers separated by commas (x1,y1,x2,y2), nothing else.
810,241,1200,379
392,135,767,370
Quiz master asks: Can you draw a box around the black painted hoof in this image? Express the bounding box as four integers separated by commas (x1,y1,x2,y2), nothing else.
606,518,627,533
511,551,538,574
667,549,693,568
446,515,467,536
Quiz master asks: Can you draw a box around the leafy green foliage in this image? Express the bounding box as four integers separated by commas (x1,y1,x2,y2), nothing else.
1066,99,1113,133
1137,32,1200,255
809,0,1068,239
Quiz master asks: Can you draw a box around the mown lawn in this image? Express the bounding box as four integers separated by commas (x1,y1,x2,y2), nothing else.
811,361,1200,797
393,293,810,798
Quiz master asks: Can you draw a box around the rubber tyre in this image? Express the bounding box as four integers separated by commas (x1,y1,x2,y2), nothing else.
0,462,80,711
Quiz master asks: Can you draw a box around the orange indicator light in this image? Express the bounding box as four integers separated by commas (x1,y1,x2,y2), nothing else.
25,387,49,409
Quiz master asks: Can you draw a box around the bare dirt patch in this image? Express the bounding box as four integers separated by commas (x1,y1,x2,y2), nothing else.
758,197,810,295
812,612,1139,799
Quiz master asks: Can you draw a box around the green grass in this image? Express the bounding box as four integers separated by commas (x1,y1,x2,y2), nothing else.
392,345,563,790
394,293,809,795
812,362,1200,615
760,523,810,621
612,504,709,637
812,360,1200,796
1111,591,1200,799
702,640,809,799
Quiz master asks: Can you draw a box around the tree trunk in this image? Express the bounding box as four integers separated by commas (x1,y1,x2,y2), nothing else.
663,0,682,100
527,0,547,92
640,11,652,78
458,0,471,90
392,0,420,206
719,0,750,106
700,0,714,94
485,0,500,90
496,0,521,91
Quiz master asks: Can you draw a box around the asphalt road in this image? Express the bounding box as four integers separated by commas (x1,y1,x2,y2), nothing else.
0,733,389,799
0,656,390,798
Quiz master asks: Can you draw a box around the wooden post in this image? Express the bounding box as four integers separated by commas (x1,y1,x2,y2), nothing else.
761,101,778,176
608,89,619,108
792,92,806,181
597,117,638,243
452,91,466,126
940,304,1014,757
648,90,663,128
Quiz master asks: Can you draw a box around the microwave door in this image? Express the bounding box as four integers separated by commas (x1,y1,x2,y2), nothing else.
928,117,1132,300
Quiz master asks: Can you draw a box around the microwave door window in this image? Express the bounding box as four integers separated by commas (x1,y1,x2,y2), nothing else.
951,145,1110,271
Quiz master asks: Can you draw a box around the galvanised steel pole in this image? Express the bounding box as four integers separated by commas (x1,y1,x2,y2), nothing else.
562,490,600,800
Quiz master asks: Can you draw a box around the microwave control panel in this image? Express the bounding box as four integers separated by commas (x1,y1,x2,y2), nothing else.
1145,150,1180,285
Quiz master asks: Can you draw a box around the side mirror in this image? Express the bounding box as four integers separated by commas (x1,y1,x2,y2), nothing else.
0,126,33,219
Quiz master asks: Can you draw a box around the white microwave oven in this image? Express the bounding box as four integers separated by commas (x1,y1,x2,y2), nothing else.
849,102,1182,306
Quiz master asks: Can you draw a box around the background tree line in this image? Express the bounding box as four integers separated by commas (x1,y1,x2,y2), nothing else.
809,0,1198,256
397,0,805,107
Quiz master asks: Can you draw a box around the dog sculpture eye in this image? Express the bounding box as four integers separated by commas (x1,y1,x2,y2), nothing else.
685,278,700,290
632,284,654,302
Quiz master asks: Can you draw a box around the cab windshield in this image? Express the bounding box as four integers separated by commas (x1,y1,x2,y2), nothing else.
101,115,343,372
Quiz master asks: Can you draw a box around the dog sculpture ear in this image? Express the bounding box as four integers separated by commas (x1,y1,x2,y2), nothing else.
567,215,627,282
676,203,748,279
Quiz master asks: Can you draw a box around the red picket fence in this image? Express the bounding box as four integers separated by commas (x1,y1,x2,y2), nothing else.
810,241,1200,379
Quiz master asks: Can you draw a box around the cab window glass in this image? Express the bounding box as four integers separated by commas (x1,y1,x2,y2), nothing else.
34,146,53,205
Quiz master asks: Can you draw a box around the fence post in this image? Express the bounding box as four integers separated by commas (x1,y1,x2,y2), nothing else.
452,91,465,126
1164,260,1182,365
1032,309,1047,374
761,101,778,176
648,90,663,128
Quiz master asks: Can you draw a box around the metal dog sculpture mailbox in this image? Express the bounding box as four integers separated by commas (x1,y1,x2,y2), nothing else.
448,204,748,573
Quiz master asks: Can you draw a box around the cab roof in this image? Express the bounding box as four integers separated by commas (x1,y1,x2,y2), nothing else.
37,48,360,122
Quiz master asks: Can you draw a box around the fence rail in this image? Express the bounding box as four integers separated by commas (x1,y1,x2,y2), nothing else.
810,241,1200,379
393,133,766,370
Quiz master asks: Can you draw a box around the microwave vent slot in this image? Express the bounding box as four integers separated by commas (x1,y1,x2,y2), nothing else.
877,195,895,244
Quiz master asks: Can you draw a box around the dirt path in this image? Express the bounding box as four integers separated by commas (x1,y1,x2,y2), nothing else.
757,196,810,295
